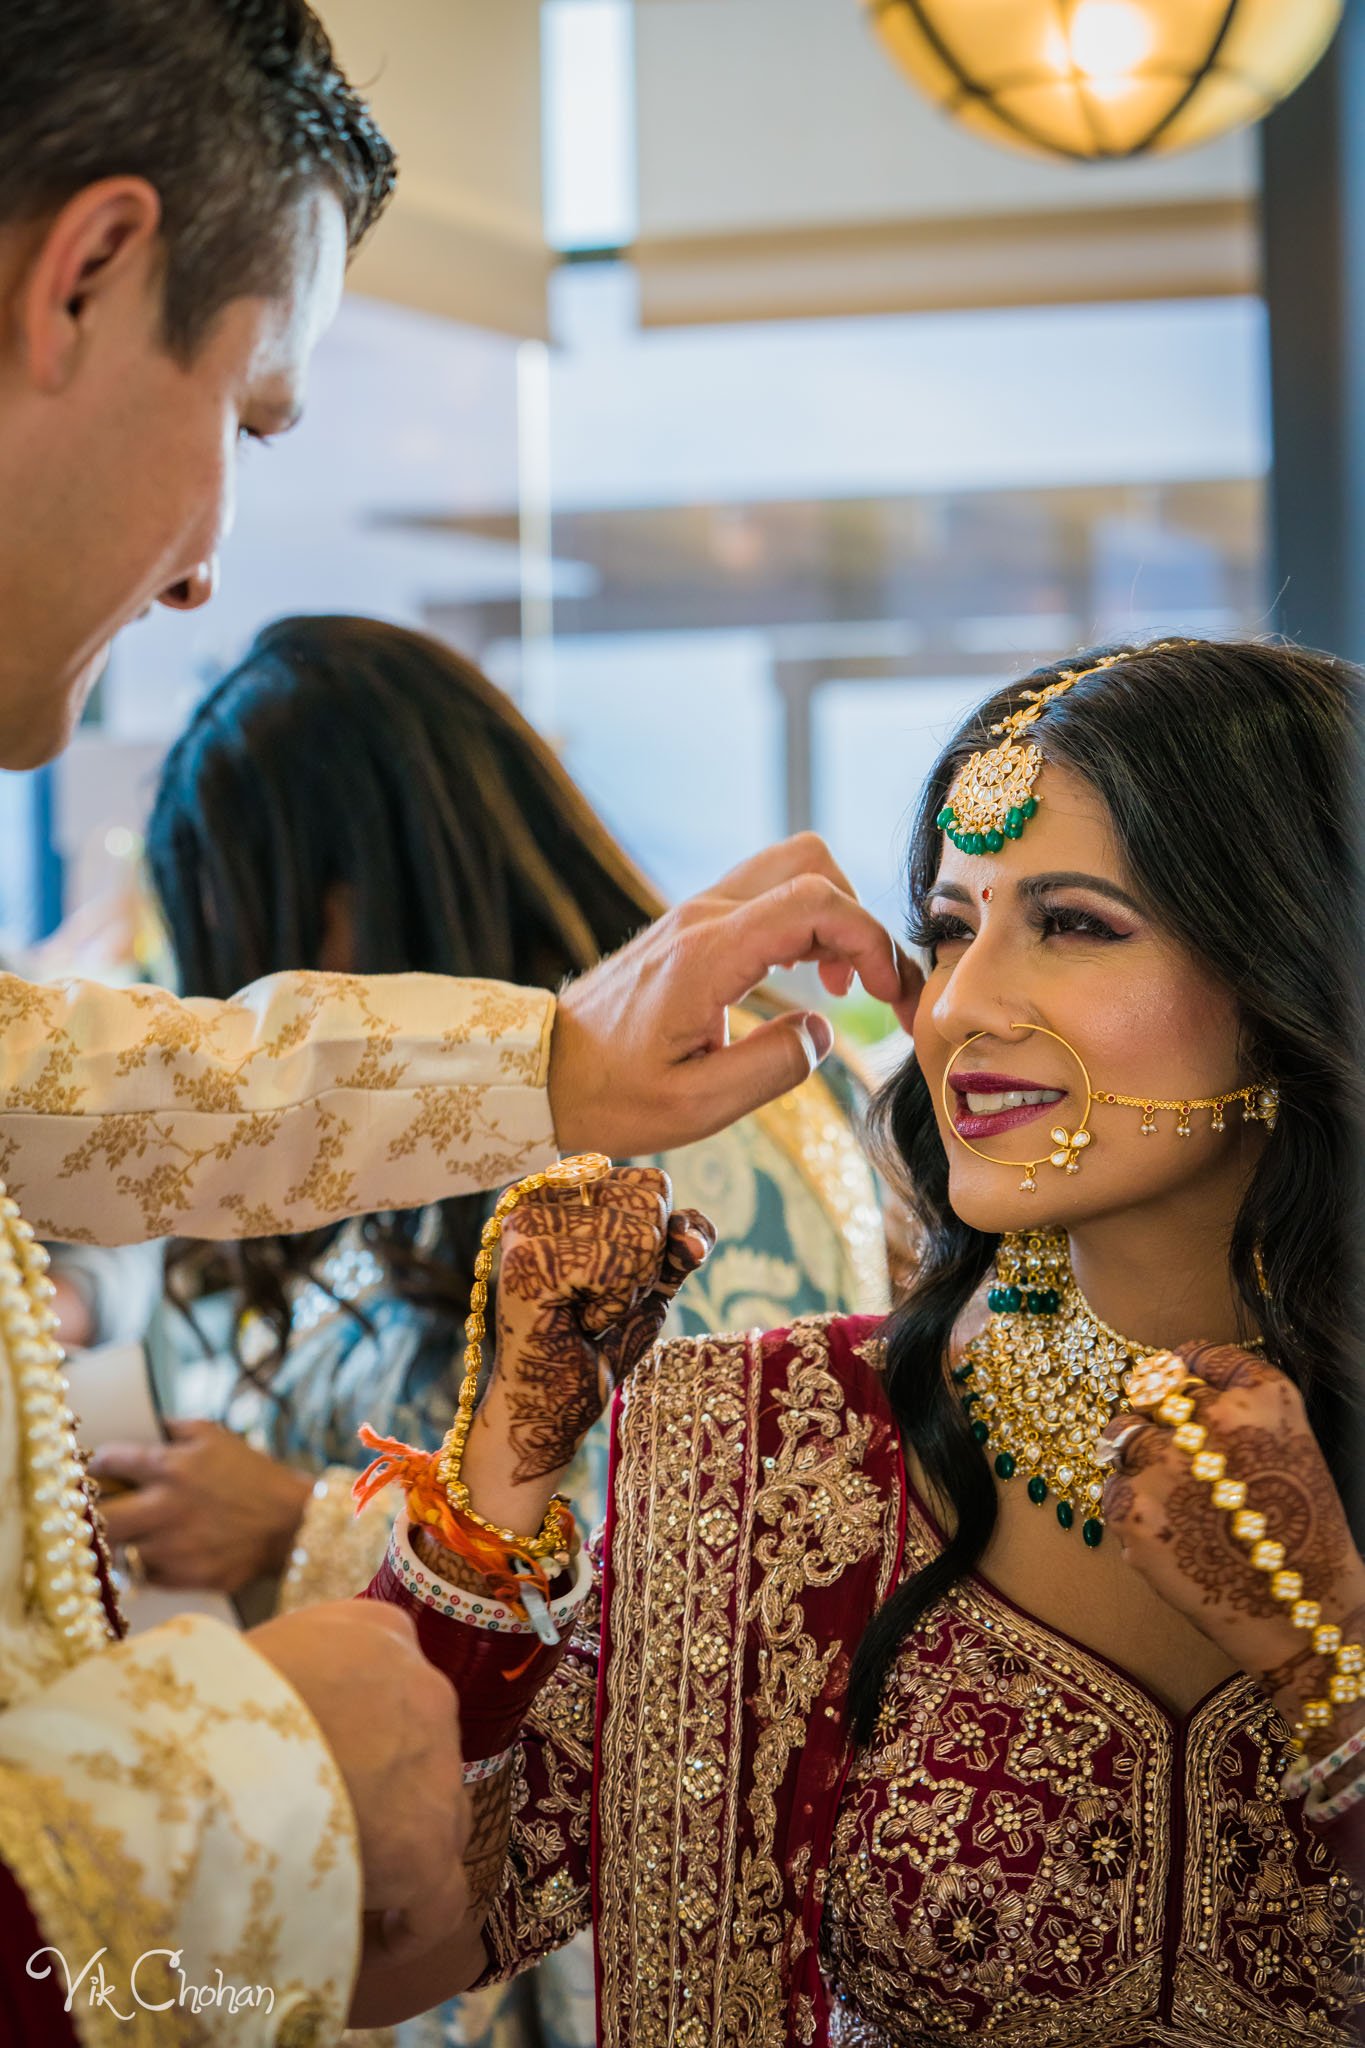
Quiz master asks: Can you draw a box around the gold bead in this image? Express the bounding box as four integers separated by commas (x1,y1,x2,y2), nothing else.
1337,1643,1365,1675
1330,1673,1361,1705
1270,1569,1304,1604
470,1281,488,1313
1210,1478,1247,1511
1250,1538,1286,1572
1233,1509,1268,1543
1314,1623,1344,1658
1291,1599,1322,1632
1303,1698,1334,1730
1173,1422,1207,1454
1191,1450,1226,1484
1158,1393,1195,1426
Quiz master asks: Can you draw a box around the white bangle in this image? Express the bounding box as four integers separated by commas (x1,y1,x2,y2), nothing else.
1305,1754,1365,1825
388,1511,592,1635
462,1745,515,1786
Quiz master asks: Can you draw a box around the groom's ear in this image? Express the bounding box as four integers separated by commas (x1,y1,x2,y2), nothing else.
12,178,163,396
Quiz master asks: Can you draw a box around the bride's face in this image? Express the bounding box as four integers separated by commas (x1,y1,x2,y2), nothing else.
913,758,1260,1235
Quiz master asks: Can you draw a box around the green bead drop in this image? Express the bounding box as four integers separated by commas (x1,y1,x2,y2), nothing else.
1022,795,1038,818
1056,1500,1074,1530
994,1452,1016,1480
937,805,955,829
1027,1475,1047,1505
1005,807,1024,835
951,1361,974,1382
1082,1518,1104,1548
970,1420,990,1445
984,829,1004,853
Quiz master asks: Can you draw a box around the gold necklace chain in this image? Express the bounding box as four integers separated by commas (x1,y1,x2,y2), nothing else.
955,1228,1159,1548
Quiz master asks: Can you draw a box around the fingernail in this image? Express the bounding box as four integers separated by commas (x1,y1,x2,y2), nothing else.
799,1013,834,1069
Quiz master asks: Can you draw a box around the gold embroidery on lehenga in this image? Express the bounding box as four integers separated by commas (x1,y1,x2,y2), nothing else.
597,1329,759,2048
821,1490,1364,2045
726,1317,897,2046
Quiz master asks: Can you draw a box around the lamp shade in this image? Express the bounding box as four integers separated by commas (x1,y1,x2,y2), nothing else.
867,0,1343,160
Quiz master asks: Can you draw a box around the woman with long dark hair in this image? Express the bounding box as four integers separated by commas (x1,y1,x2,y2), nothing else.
351,637,1365,2045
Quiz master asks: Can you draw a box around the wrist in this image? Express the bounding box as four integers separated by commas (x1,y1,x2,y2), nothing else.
459,1377,575,1541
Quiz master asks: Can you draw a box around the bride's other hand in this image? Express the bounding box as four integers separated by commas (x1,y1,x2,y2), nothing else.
1098,1342,1365,1744
463,1167,714,1522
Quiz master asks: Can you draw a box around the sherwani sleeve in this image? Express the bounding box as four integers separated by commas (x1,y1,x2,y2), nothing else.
0,967,557,2043
0,969,557,1245
0,1616,361,2046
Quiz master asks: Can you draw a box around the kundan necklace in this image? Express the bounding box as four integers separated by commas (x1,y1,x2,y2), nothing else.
953,1228,1160,1549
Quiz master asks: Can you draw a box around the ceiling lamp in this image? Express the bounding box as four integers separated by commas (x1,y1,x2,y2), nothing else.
866,0,1343,160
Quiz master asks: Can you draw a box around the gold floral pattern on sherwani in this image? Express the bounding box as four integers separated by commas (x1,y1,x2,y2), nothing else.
0,970,554,1243
0,967,557,2037
0,1615,360,2047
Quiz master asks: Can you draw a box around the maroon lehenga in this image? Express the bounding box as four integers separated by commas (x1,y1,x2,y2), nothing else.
464,1314,1363,2044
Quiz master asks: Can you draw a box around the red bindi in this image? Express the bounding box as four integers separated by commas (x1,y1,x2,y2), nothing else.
981,886,994,903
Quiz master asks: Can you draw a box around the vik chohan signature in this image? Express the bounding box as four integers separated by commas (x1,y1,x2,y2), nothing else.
28,1944,275,2019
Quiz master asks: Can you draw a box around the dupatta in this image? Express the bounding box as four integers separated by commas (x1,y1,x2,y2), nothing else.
592,1313,906,2047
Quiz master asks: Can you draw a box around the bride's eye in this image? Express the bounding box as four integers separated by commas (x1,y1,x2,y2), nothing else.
908,909,974,960
1037,903,1127,943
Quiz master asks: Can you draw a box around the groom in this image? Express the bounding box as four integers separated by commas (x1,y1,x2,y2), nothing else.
0,3,918,2040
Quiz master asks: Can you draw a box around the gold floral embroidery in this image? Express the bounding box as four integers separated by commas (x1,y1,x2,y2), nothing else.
726,1317,899,2045
596,1329,759,2046
0,1761,192,2048
821,1491,1363,2045
279,1468,395,1614
0,971,555,1244
596,1318,898,2048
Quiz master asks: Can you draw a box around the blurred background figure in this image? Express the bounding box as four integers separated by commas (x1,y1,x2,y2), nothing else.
92,611,887,2048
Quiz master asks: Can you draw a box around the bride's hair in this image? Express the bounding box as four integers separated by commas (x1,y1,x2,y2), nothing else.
849,636,1365,1745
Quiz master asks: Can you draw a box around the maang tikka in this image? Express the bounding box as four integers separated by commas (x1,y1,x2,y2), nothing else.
938,643,1191,854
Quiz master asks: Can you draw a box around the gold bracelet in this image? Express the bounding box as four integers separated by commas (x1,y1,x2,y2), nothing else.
435,1152,613,1561
1125,1352,1364,1750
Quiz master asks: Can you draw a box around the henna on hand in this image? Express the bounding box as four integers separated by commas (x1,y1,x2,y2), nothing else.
490,1169,714,1484
1100,1342,1365,1744
1157,1427,1351,1620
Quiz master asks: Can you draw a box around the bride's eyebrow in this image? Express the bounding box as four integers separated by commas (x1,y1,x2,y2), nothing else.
1022,871,1144,913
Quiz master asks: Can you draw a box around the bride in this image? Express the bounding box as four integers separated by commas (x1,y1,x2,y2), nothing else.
350,637,1364,2044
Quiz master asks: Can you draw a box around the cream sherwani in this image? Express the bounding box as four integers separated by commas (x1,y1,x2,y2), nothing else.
0,970,556,2048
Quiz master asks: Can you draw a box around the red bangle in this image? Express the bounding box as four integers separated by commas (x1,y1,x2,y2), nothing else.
360,1547,569,1760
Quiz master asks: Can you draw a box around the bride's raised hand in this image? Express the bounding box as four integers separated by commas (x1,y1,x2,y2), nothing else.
460,1166,714,1531
1097,1342,1365,1753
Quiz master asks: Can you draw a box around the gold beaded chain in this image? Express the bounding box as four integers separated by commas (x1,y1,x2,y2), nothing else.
1092,1083,1279,1138
1125,1353,1362,1756
434,1153,613,1560
0,1182,114,1662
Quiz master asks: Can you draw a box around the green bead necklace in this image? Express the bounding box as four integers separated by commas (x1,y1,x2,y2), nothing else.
954,1229,1160,1548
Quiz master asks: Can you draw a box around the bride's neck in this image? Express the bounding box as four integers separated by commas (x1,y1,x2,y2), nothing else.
1065,1196,1258,1353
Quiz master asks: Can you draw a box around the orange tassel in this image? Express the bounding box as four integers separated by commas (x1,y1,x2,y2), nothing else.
354,1424,562,1616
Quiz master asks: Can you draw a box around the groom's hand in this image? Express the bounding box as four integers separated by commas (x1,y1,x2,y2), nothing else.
549,833,920,1154
248,1601,471,1966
